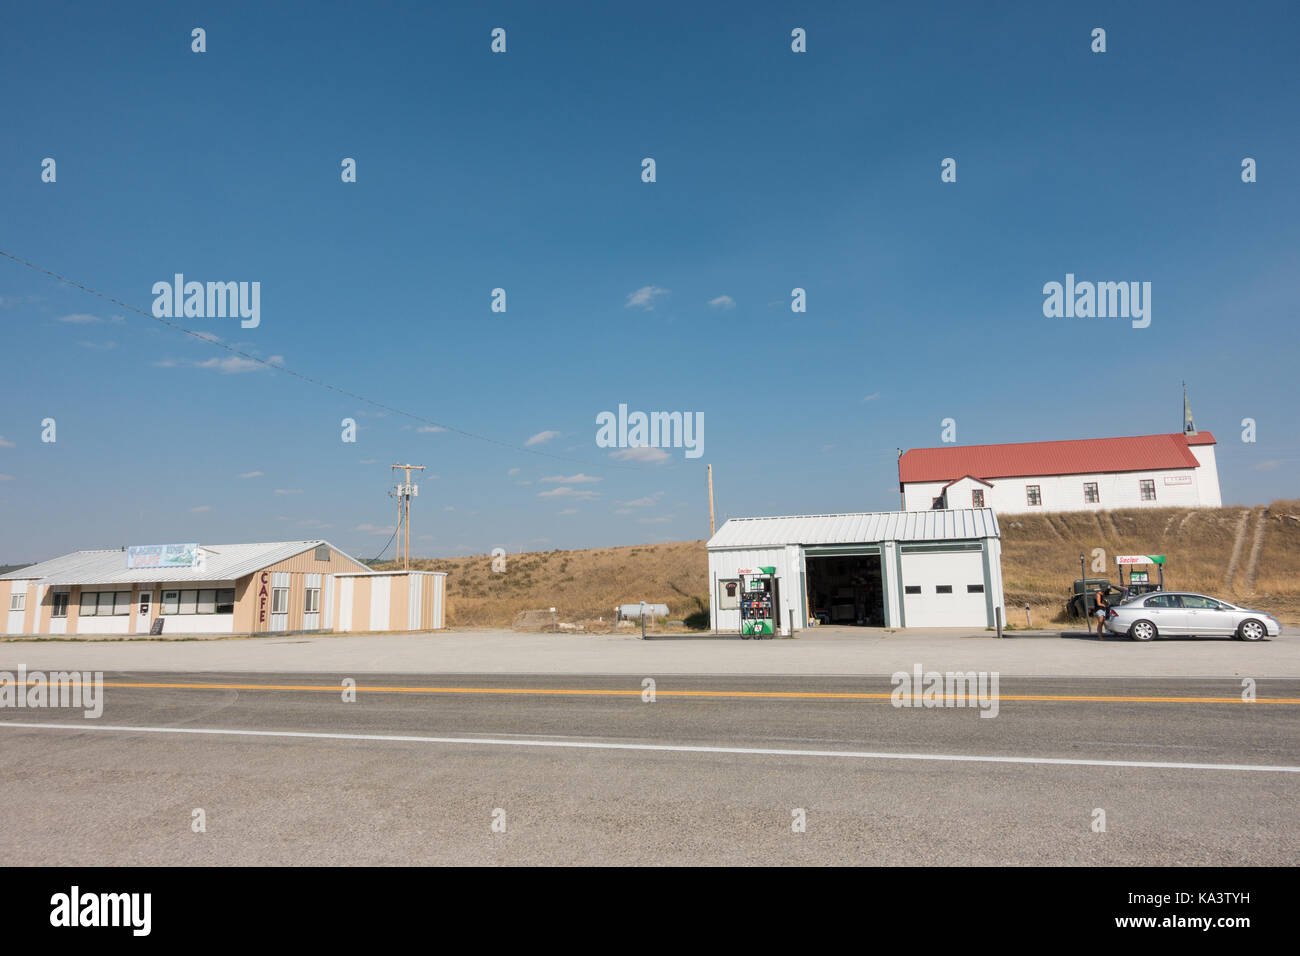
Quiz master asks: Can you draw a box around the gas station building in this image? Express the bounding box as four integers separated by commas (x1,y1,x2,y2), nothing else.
706,508,1004,634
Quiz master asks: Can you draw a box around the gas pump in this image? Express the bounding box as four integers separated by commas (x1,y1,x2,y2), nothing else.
738,567,778,638
1116,555,1166,593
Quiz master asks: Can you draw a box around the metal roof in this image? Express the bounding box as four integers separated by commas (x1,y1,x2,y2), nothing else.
707,508,999,549
899,432,1213,483
0,541,367,586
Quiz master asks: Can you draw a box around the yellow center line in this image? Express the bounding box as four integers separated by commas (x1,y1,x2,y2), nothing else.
10,680,1299,705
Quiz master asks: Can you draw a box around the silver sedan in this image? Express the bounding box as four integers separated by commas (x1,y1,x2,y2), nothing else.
1103,591,1281,641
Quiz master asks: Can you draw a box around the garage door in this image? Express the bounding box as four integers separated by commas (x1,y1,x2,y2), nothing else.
901,551,988,627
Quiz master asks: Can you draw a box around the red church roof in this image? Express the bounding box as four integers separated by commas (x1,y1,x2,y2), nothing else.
900,432,1215,484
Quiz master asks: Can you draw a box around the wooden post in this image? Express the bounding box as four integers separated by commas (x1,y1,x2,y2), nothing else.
707,464,716,538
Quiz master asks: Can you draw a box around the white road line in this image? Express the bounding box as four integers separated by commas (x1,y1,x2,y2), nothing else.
2,721,1298,773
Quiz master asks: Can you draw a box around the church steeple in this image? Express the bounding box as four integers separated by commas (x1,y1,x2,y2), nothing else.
1182,382,1197,437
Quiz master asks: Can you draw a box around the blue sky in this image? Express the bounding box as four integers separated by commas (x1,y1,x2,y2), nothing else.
2,0,1297,562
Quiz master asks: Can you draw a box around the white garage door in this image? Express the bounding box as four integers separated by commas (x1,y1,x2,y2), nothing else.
901,550,988,627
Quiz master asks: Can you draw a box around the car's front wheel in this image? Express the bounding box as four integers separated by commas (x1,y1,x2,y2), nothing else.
1129,619,1157,642
1237,618,1267,642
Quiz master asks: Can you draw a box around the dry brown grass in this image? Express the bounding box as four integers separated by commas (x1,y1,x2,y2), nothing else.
380,540,709,627
381,500,1300,628
1002,498,1300,625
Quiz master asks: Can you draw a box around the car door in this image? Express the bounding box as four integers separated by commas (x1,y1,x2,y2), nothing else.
1179,595,1234,636
1141,593,1187,634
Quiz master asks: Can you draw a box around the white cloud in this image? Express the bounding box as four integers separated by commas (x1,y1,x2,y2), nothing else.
526,430,560,446
619,494,662,508
355,523,396,535
56,313,101,323
192,331,221,344
610,447,671,464
274,489,303,495
77,340,117,350
179,355,281,374
558,508,578,515
625,286,669,310
637,515,674,524
0,474,16,481
538,486,601,501
239,471,263,479
862,392,880,402
708,295,735,310
418,425,446,433
298,518,331,528
190,505,211,513
614,508,633,515
508,467,520,476
540,473,602,484
0,436,14,448
359,459,377,465
1251,460,1281,471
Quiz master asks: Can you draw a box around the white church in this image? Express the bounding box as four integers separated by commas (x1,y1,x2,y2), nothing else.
900,393,1223,514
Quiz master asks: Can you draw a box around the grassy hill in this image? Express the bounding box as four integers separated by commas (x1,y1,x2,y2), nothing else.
382,499,1300,628
1000,499,1300,626
389,540,709,628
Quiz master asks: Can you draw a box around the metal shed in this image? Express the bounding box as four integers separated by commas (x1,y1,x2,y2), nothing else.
706,508,1004,634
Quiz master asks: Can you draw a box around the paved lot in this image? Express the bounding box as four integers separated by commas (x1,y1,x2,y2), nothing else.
1,626,1297,677
0,672,1296,865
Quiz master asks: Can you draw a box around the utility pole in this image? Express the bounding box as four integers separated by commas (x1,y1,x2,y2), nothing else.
391,463,426,570
897,449,905,510
707,464,716,538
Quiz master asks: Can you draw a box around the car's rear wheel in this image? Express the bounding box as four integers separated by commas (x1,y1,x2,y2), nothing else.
1129,619,1157,642
1237,619,1267,642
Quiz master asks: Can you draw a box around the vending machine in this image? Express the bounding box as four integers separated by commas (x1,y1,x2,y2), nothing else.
738,567,778,638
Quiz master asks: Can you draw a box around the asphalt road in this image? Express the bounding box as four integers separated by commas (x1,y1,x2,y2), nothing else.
1,672,1297,865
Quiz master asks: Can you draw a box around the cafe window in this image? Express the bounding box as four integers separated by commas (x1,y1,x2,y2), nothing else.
1026,485,1042,506
904,586,922,595
272,588,289,615
936,585,953,594
315,545,330,562
1084,482,1099,504
304,588,320,614
79,591,130,616
971,489,984,508
162,590,180,614
51,591,69,618
9,591,26,612
197,589,217,615
967,584,985,593
179,589,198,615
1140,479,1156,501
216,589,235,614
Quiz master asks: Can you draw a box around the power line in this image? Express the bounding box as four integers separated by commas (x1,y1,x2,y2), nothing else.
370,498,404,564
0,249,631,470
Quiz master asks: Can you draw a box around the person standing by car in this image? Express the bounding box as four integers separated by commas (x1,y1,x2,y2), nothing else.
1095,589,1109,640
